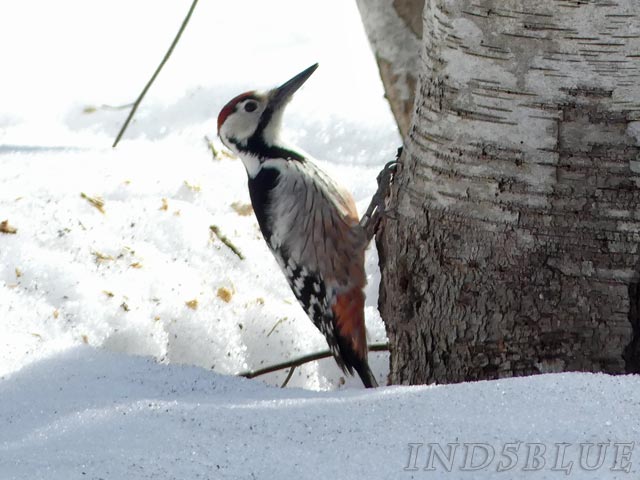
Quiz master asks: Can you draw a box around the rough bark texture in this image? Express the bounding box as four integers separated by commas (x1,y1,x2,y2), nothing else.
355,0,424,137
373,0,640,384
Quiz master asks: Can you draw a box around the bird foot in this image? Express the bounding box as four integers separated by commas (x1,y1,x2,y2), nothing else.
360,148,402,242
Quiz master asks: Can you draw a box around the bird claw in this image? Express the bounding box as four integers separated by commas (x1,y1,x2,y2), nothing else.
376,160,399,190
360,148,403,241
375,147,402,191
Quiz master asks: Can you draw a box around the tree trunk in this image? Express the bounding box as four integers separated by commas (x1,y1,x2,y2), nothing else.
355,0,424,137
366,0,640,384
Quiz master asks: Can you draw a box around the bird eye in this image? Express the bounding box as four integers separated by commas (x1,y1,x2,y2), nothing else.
244,101,258,113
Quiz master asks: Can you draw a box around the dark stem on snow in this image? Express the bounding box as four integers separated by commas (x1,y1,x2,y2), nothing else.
112,0,199,148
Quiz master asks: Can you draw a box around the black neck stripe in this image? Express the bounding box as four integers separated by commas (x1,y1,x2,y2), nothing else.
231,134,304,163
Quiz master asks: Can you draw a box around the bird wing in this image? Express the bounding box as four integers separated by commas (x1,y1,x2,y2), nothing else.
264,158,371,375
267,158,366,289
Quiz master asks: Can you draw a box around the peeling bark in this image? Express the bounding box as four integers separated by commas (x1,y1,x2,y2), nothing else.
372,0,640,384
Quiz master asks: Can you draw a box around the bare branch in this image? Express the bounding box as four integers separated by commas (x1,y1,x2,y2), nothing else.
280,367,296,388
238,343,389,380
112,0,199,148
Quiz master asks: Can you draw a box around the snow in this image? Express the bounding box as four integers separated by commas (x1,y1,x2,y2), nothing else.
2,348,639,479
1,1,639,478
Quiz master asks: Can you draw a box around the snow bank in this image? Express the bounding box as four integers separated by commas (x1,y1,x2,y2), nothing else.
1,347,638,479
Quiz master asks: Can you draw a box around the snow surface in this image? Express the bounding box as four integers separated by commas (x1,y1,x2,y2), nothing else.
2,1,639,479
2,348,639,479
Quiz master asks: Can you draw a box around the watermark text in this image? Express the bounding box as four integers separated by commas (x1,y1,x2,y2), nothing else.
405,442,634,474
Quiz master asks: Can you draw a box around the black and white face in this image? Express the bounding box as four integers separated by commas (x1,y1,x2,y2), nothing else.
217,92,268,152
218,63,319,151
216,63,319,177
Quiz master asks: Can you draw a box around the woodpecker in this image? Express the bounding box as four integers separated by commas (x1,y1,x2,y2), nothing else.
217,63,395,388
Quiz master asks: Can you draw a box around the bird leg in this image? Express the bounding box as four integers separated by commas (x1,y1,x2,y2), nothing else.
359,147,402,242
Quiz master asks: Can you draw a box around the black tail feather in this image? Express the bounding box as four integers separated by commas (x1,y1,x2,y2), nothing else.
354,360,379,388
334,331,379,388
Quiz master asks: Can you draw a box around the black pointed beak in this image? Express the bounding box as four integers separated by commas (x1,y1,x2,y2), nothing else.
269,63,318,110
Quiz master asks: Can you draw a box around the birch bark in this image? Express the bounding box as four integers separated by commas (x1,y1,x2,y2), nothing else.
363,0,640,384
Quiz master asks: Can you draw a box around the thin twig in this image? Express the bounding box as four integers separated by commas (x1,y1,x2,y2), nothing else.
112,0,199,147
210,225,245,260
267,317,287,337
238,343,389,379
81,192,106,214
204,135,219,159
280,367,296,388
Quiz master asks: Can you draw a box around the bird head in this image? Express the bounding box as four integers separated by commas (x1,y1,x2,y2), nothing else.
217,63,318,171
